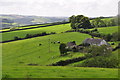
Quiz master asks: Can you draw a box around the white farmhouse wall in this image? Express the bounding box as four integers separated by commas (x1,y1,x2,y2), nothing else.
100,40,107,45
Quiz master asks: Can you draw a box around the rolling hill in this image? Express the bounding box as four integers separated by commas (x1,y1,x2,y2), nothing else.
0,14,68,29
1,21,119,78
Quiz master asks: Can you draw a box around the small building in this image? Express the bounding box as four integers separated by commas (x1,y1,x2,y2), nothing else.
66,41,76,49
83,38,109,46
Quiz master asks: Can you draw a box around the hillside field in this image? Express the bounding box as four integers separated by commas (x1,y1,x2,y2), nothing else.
1,25,119,42
96,26,118,34
0,23,52,32
2,22,119,78
89,26,118,34
2,32,91,66
1,23,70,41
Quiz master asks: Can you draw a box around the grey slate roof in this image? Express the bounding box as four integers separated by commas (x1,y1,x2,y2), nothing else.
83,38,104,45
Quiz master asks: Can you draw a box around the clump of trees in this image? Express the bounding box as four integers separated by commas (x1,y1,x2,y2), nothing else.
75,45,119,68
59,43,67,56
91,17,117,28
14,36,21,40
77,56,119,68
69,15,92,29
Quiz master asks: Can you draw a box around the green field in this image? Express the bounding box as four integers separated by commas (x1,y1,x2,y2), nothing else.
2,66,118,78
97,26,118,34
2,22,119,78
89,26,118,34
101,18,113,21
0,23,52,32
1,23,70,41
1,25,118,42
2,32,90,66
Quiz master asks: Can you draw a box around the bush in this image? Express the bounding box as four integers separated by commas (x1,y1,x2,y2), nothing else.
25,34,32,38
50,32,56,34
41,32,47,36
14,36,20,40
91,28,98,32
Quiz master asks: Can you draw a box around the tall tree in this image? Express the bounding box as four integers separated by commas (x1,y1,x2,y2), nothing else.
69,15,91,29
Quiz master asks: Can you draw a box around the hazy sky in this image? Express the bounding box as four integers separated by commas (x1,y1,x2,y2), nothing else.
0,0,119,17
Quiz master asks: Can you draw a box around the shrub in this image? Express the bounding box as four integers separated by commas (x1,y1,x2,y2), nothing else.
25,34,32,38
91,28,98,32
14,36,19,40
50,32,56,34
41,32,47,36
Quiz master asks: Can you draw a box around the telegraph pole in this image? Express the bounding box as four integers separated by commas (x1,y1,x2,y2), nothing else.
48,39,50,53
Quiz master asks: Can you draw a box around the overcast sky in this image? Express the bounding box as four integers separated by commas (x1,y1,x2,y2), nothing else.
0,0,119,17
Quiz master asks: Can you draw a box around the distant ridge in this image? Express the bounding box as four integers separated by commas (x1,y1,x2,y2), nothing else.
0,14,68,29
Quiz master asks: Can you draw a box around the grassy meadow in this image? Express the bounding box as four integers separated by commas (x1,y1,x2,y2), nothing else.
96,26,118,34
2,32,90,66
0,23,51,32
2,66,118,78
1,23,70,41
89,26,118,34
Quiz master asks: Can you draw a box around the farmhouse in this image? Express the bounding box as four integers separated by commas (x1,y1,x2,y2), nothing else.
83,38,109,46
65,38,110,52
